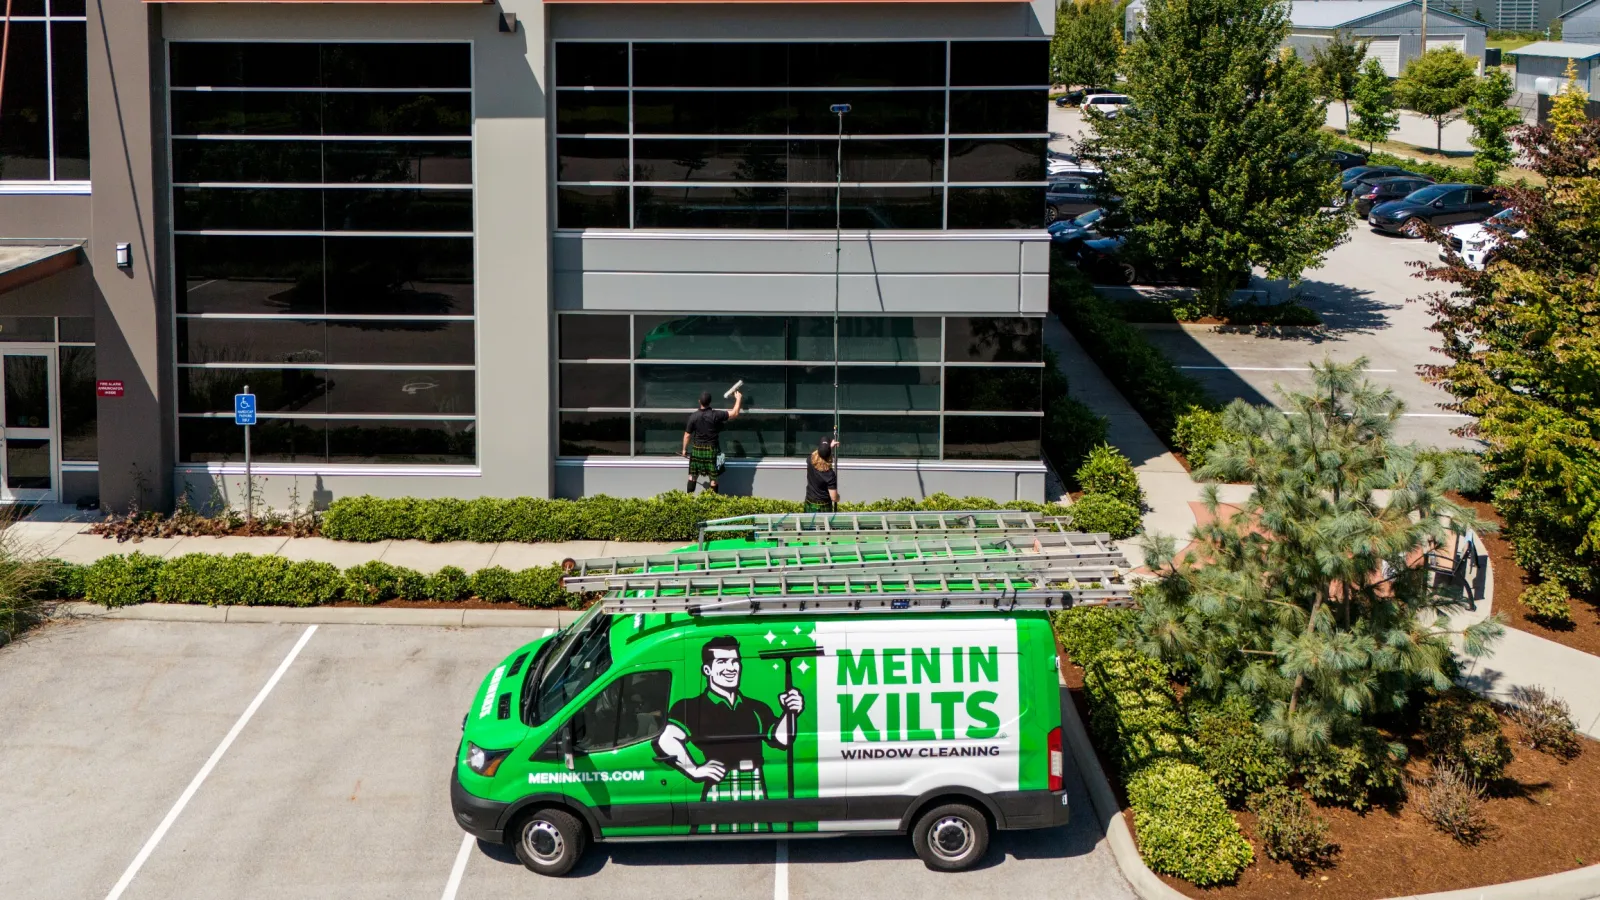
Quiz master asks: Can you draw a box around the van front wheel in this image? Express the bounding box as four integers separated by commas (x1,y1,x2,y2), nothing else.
911,803,990,872
513,808,587,876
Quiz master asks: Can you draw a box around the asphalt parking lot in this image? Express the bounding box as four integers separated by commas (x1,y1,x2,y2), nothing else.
0,619,1134,900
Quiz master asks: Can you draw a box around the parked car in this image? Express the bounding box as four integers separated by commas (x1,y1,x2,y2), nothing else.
1337,166,1425,205
1045,177,1104,223
1081,93,1130,117
1047,207,1106,250
1351,175,1436,216
1054,87,1090,107
1443,208,1524,269
1326,149,1369,171
1047,151,1100,178
1368,183,1504,237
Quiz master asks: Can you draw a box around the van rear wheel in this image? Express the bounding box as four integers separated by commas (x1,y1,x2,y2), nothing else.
513,807,587,877
911,803,990,872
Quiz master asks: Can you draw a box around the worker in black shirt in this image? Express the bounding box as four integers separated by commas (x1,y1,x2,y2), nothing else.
804,437,840,512
680,388,742,494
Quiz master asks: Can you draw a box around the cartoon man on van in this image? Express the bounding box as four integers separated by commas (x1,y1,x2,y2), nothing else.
655,635,804,831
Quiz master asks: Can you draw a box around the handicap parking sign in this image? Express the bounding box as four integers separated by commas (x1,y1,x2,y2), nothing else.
234,393,257,426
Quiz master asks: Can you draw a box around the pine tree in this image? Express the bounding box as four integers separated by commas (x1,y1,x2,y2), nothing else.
1464,67,1521,185
1349,58,1399,151
1080,0,1347,315
1311,31,1370,131
1053,0,1126,90
1134,359,1503,752
1396,48,1479,153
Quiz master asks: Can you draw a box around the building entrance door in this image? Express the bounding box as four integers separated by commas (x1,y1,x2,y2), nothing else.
0,348,58,503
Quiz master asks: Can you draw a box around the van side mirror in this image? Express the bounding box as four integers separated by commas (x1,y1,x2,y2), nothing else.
560,725,575,770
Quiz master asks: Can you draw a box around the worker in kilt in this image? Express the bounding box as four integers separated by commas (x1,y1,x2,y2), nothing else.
680,388,742,494
804,437,840,513
654,636,804,833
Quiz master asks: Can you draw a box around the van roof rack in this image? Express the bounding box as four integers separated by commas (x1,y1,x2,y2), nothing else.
561,530,1126,593
696,510,1078,547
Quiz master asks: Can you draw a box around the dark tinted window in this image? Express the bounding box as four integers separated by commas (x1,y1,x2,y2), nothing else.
557,43,629,87
635,315,788,361
171,42,469,89
560,315,631,359
788,365,940,410
943,414,1040,460
58,318,94,343
50,22,89,180
635,186,789,229
950,41,1049,86
949,139,1047,182
324,189,474,232
560,412,630,456
325,369,475,415
841,414,939,458
785,187,943,229
58,346,97,462
560,363,631,408
792,91,944,134
174,139,324,183
633,42,789,87
320,93,471,136
322,142,472,184
949,91,1047,134
0,24,48,179
634,139,789,182
558,138,630,181
633,91,790,135
179,417,323,464
947,186,1046,229
1406,184,1451,202
945,366,1041,411
945,317,1042,362
178,318,475,366
174,188,323,231
786,42,946,87
178,367,331,414
170,91,321,136
323,237,474,315
171,42,321,88
555,91,630,134
631,42,946,88
558,186,630,228
176,235,325,315
320,44,471,89
325,419,475,464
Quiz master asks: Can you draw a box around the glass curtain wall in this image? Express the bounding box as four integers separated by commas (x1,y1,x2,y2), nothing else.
558,314,1042,461
0,0,89,183
553,40,1048,230
168,42,477,466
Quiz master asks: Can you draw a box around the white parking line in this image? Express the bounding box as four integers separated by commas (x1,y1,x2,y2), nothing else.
104,624,318,900
775,839,789,900
1180,366,1399,373
441,833,475,900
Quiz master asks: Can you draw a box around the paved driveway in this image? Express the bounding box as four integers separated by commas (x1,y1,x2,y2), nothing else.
0,619,1135,900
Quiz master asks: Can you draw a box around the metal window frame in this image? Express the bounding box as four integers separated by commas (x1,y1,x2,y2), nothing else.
0,5,88,186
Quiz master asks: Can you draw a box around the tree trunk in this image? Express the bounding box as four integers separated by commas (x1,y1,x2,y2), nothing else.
1437,118,1444,154
1286,593,1327,716
1344,98,1351,132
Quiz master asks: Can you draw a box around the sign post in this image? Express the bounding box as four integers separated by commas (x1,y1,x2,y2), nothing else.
234,388,257,528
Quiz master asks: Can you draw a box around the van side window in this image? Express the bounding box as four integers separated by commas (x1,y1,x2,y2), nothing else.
571,670,673,755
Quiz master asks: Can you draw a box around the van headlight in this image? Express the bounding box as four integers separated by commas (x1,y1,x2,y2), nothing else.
466,741,513,777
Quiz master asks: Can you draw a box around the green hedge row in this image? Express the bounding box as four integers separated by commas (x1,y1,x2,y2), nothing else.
1083,650,1253,885
1329,135,1466,184
56,553,576,609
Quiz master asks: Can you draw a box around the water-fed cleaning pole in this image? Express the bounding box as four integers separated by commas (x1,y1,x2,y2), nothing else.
830,103,850,445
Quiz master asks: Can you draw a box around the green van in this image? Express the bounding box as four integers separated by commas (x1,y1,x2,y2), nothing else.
450,605,1069,875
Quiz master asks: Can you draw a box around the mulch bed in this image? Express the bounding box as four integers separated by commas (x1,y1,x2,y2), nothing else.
323,598,566,611
1059,647,1600,900
1453,494,1600,657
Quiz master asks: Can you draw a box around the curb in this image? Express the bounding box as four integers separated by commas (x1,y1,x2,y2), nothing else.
55,601,581,628
1126,322,1326,337
1061,675,1600,900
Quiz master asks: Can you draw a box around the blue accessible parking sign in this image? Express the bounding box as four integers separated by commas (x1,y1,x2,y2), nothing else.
234,392,257,426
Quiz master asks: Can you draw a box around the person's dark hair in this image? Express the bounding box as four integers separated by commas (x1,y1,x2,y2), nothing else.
702,635,741,668
698,391,713,408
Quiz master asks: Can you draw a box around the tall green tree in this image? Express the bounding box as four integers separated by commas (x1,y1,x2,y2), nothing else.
1464,67,1520,184
1311,30,1370,130
1395,48,1478,152
1135,359,1502,752
1052,0,1126,90
1080,0,1347,315
1349,57,1399,151
1421,63,1600,598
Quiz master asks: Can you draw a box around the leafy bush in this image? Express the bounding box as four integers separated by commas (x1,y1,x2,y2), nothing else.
1506,686,1582,760
426,566,471,603
509,566,566,609
1128,758,1255,886
155,553,253,606
84,553,164,608
1171,406,1237,471
1065,492,1142,539
1052,606,1133,665
1250,785,1334,868
1190,698,1291,806
1327,136,1465,183
1294,731,1406,811
1083,650,1192,776
470,566,517,603
280,561,344,607
1421,693,1513,783
395,568,430,602
1076,444,1144,508
342,560,406,606
1417,764,1491,845
1043,346,1111,485
1520,580,1574,626
41,559,87,600
1224,300,1322,327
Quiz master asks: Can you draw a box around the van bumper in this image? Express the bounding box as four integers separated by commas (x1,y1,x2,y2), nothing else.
995,789,1070,830
451,766,510,843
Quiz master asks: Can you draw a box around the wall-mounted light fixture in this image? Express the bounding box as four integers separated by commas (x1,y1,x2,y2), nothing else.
115,243,131,269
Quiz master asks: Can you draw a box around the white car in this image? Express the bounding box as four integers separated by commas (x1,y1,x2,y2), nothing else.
1081,93,1130,117
1444,208,1523,270
1048,157,1101,178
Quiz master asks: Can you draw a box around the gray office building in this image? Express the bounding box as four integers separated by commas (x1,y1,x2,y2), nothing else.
0,0,1055,514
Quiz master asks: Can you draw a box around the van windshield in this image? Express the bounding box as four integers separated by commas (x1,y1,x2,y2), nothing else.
532,605,614,724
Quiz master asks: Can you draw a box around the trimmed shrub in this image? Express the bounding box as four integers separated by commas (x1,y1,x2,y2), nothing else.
509,566,566,609
84,553,164,608
1052,606,1133,666
41,559,87,600
342,561,405,605
1075,444,1144,508
470,566,517,603
1065,493,1142,539
1295,731,1406,811
1172,406,1235,472
1083,650,1192,776
1250,785,1334,868
155,553,253,606
395,568,430,602
280,561,344,607
1421,693,1513,783
1417,763,1491,845
1507,686,1582,760
426,566,471,603
1520,580,1574,626
1190,698,1291,806
1128,758,1255,886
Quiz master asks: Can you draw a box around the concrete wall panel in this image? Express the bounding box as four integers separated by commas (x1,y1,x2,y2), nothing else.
557,271,1028,313
0,195,90,240
554,458,1046,502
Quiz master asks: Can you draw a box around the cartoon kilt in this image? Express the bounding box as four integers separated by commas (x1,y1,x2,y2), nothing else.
702,760,768,834
669,691,783,834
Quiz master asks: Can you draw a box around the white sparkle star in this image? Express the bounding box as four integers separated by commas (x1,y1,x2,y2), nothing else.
797,661,810,674
792,625,802,634
781,639,788,646
764,630,776,643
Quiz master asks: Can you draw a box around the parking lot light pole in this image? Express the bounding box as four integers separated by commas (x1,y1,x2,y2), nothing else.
830,103,850,443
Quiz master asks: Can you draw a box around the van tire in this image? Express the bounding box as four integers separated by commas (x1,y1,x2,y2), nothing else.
512,807,587,877
911,803,990,872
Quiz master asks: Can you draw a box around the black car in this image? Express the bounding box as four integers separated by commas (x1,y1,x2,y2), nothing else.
1368,183,1504,237
1327,150,1369,171
1047,207,1106,252
1337,166,1423,203
1045,176,1104,223
1352,175,1435,216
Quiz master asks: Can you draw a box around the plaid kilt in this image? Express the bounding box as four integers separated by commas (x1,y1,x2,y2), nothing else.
688,442,720,477
803,501,835,513
698,764,769,834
